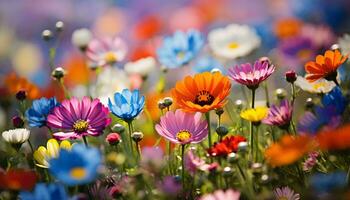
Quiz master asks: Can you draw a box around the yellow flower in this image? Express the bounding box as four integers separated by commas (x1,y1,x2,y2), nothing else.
240,107,268,122
33,139,72,168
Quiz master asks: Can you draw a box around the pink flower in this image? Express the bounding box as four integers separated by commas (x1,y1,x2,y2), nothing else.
155,110,208,145
228,59,275,89
185,150,218,175
86,36,127,68
47,97,111,140
199,189,240,200
273,186,300,200
303,151,319,172
262,99,293,129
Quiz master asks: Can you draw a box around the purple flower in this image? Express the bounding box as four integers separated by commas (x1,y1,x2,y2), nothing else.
228,59,275,89
140,147,164,172
199,189,240,200
303,151,319,172
158,176,181,196
47,97,111,140
273,186,300,200
262,99,293,129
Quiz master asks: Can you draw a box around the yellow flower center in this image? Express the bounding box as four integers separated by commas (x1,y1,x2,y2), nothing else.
70,167,87,180
312,82,327,90
104,51,118,64
278,197,288,200
176,130,192,143
227,42,239,49
177,51,185,59
194,90,214,106
73,120,89,133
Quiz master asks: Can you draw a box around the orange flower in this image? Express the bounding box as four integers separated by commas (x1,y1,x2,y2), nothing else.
171,72,231,113
274,18,302,39
265,135,315,167
316,124,350,151
305,50,347,83
4,73,40,99
0,169,37,190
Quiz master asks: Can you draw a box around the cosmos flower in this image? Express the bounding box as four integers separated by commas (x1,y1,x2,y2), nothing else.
208,24,260,60
295,76,336,94
108,89,145,122
2,128,30,144
171,72,231,113
0,169,37,191
20,183,69,200
273,186,300,200
86,36,127,68
155,110,208,145
47,97,111,140
157,29,204,68
262,99,293,129
304,50,347,83
199,189,240,200
124,56,156,77
49,144,101,186
338,34,350,56
33,139,72,168
4,73,40,99
228,59,275,90
240,107,269,123
207,135,247,157
25,97,59,127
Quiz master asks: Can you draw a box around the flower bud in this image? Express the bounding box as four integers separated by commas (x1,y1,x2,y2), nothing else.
238,141,248,153
15,90,27,101
215,108,224,116
216,126,229,137
305,98,314,109
211,68,222,74
275,88,286,100
106,133,121,145
251,162,263,174
227,152,238,163
71,28,92,52
285,70,297,83
163,97,173,107
111,124,125,133
51,67,66,80
331,44,340,50
55,21,64,32
158,100,166,110
234,99,244,110
42,29,53,41
12,116,24,128
131,131,143,142
222,167,233,177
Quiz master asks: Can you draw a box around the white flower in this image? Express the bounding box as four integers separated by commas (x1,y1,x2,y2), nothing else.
295,76,336,94
208,24,261,60
338,34,350,56
124,57,156,77
71,28,93,49
2,128,30,144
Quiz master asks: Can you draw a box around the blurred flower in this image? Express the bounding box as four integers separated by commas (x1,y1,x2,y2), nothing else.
310,172,347,193
199,189,240,200
71,28,93,51
155,110,208,145
322,87,347,115
305,50,347,83
273,186,300,200
140,147,164,172
124,56,156,77
11,42,42,77
303,151,319,172
33,139,72,168
228,59,275,89
262,99,293,129
184,150,217,174
25,97,59,128
278,36,314,62
106,133,121,145
285,70,297,83
86,36,127,68
274,18,302,39
20,183,68,200
208,24,260,60
301,24,335,49
2,128,30,144
0,169,37,191
208,135,247,157
89,179,114,200
192,56,222,73
133,15,162,40
49,144,101,186
158,176,181,196
316,124,350,151
338,34,350,56
157,29,203,68
172,72,231,113
295,76,336,94
47,97,111,140
108,89,145,122
265,135,315,167
4,73,40,99
240,107,268,123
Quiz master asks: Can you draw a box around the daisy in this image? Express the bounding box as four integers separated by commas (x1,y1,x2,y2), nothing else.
295,76,336,94
273,186,300,200
240,107,269,124
2,128,30,145
262,99,293,129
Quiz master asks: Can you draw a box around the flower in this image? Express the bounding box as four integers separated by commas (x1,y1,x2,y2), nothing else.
2,128,30,144
108,89,145,122
0,169,37,191
86,36,127,68
106,133,121,145
316,124,350,151
199,189,240,200
295,76,336,94
192,56,223,73
33,139,72,168
207,135,247,157
47,97,111,140
274,18,302,39
338,33,350,56
262,99,293,129
304,50,347,83
12,116,24,128
322,86,347,115
140,147,164,172
310,172,347,193
25,97,59,128
4,73,40,99
171,72,231,113
155,110,208,145
278,36,314,62
124,56,156,77
303,151,319,172
273,186,300,200
285,70,297,83
49,144,101,186
185,150,218,174
240,107,268,123
20,183,69,200
157,29,203,68
228,59,275,89
265,135,315,167
158,176,181,196
71,28,92,50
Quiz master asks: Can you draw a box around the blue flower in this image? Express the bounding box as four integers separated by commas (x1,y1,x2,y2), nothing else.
310,172,347,193
49,144,101,186
322,86,347,115
157,29,204,68
25,97,59,127
20,183,69,200
108,89,145,121
192,56,223,73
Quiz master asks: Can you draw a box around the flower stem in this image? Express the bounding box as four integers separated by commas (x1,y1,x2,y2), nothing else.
250,88,256,161
59,79,71,99
181,144,186,194
82,136,88,147
27,139,34,154
205,112,212,148
127,121,134,155
135,141,141,160
251,88,256,109
263,82,270,107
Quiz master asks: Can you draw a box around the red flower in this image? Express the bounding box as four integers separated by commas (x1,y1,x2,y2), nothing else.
0,169,37,190
208,135,247,157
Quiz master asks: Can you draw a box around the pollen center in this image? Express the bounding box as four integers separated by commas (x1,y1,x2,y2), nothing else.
70,167,87,180
176,130,192,142
104,51,117,64
73,120,89,133
228,42,239,49
177,51,185,59
312,82,326,90
194,90,214,106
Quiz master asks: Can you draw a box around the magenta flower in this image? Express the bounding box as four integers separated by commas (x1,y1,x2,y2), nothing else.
228,59,275,89
273,186,300,200
199,189,240,200
185,150,218,175
155,110,208,145
47,97,111,140
86,36,127,68
262,99,293,129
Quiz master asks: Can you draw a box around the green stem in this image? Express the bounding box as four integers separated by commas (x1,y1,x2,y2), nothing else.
205,112,212,148
241,85,250,105
250,88,256,161
263,82,270,107
251,88,256,109
59,79,71,99
135,141,140,160
82,136,88,147
127,121,134,155
27,140,34,154
181,144,186,193
291,83,296,105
